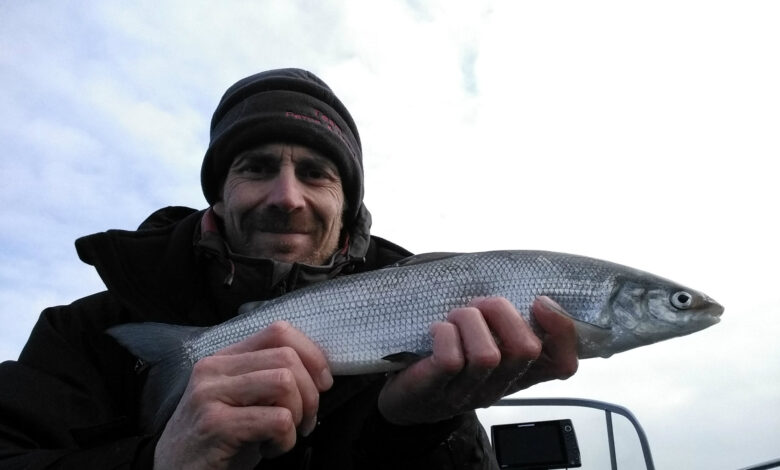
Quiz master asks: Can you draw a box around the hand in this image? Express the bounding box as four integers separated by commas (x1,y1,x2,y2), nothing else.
378,296,578,425
153,321,333,470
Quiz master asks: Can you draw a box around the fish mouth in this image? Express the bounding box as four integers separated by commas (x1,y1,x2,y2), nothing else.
694,296,724,328
704,295,725,317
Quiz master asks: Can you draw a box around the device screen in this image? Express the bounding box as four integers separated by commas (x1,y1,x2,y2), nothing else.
494,422,564,466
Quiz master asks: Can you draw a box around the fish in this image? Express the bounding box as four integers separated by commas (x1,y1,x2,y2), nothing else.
107,250,723,431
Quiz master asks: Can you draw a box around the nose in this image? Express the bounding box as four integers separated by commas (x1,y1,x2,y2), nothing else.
265,168,305,212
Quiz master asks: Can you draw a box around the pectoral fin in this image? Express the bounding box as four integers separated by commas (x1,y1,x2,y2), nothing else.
238,300,270,315
382,351,425,366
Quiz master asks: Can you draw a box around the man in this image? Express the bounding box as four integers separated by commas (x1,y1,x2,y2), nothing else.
0,68,578,469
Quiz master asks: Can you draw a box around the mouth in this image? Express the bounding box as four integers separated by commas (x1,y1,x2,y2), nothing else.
261,228,308,234
253,219,312,235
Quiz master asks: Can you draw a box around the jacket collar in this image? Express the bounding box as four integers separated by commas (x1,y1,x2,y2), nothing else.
75,204,373,324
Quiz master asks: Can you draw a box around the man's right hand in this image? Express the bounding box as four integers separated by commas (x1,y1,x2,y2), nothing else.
153,321,333,470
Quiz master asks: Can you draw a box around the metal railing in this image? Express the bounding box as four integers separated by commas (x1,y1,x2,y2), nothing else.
493,398,779,470
738,458,780,470
494,397,655,470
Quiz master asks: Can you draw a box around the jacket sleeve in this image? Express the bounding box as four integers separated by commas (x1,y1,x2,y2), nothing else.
0,294,157,469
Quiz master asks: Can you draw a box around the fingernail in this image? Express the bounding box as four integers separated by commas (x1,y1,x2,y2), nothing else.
538,295,567,316
301,416,318,437
319,368,334,390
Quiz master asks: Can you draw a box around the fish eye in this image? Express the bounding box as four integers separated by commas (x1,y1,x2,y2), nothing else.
671,291,693,309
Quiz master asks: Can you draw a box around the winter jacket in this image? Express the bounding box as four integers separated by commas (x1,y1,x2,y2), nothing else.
0,206,497,469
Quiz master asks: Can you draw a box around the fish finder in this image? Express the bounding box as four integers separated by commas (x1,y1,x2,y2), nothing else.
491,419,581,469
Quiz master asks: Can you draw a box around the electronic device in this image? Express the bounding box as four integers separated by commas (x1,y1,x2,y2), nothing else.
491,419,581,469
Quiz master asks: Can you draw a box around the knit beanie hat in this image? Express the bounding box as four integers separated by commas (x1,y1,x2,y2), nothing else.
201,68,364,227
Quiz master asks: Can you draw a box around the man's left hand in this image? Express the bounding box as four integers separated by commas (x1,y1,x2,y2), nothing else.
378,296,579,425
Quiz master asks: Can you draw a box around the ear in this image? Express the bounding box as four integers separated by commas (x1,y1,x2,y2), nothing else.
212,201,225,217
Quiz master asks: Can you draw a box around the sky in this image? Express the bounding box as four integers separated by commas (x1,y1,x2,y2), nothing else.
1,1,778,468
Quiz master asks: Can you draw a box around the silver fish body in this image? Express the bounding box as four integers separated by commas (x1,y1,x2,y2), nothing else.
108,250,723,431
186,250,722,370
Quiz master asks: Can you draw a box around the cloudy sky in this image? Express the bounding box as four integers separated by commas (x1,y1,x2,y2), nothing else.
1,1,778,468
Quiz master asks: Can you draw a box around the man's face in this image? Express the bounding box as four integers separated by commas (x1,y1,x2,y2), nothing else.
213,142,345,265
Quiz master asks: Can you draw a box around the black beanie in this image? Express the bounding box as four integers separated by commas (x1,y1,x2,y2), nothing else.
201,68,363,226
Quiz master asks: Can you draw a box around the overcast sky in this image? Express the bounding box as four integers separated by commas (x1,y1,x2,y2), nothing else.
1,1,778,468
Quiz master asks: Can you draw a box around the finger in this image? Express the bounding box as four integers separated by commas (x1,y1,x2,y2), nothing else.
216,321,333,391
377,322,464,425
446,307,502,373
470,297,542,361
391,321,464,391
226,367,319,437
429,321,466,374
531,296,579,379
464,297,543,402
207,405,299,459
192,348,321,435
197,346,310,377
216,368,304,423
438,307,503,407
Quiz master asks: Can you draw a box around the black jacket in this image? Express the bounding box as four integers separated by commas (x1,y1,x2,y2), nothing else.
0,207,497,469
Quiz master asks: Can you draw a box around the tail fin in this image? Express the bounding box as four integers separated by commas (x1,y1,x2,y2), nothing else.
107,322,206,433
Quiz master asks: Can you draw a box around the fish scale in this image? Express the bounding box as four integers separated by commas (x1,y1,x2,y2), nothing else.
107,249,723,432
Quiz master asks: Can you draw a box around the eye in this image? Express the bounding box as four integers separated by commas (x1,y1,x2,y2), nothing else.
670,291,693,309
237,160,276,177
298,163,336,182
301,168,326,179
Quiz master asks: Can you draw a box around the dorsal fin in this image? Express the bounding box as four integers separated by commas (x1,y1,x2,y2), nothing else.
388,252,462,268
